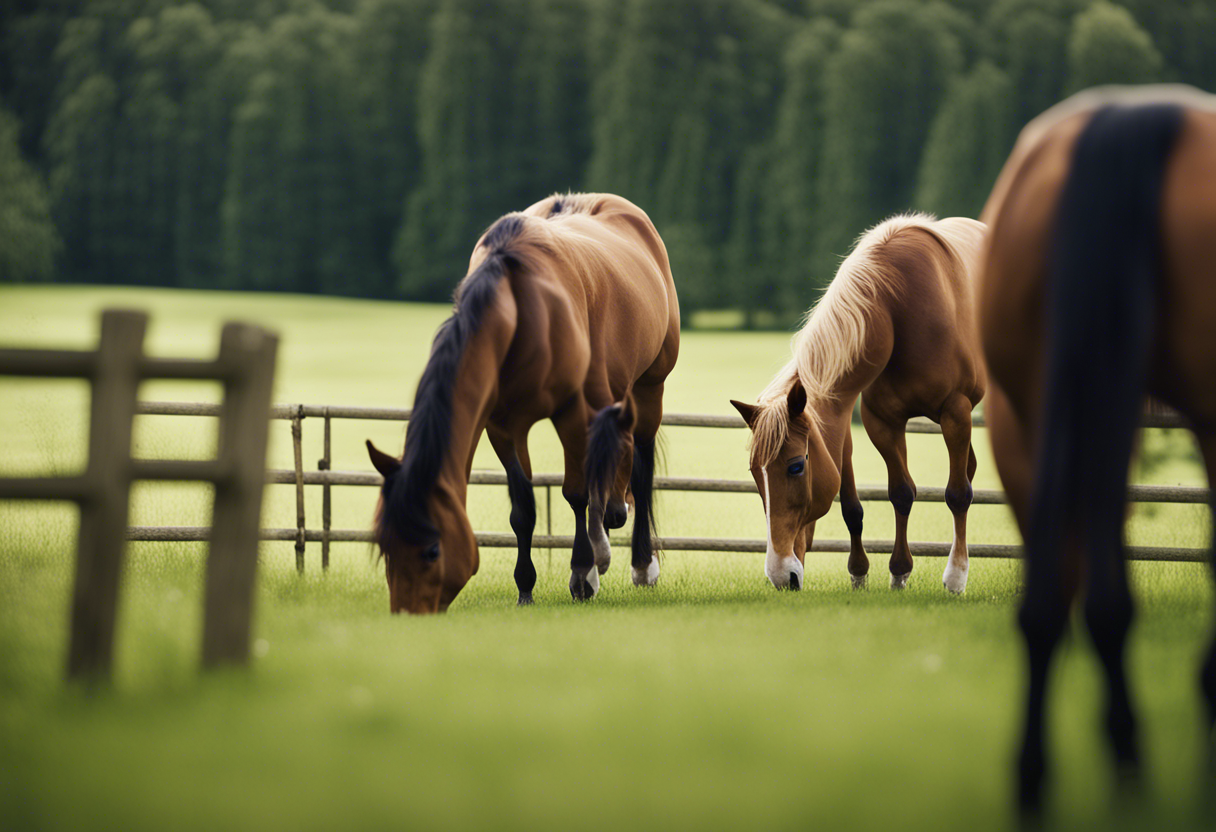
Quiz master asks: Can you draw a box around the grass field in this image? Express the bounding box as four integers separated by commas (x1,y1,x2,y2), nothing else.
1,284,1213,831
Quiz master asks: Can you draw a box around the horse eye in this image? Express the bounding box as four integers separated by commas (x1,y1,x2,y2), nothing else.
787,460,805,477
422,542,440,562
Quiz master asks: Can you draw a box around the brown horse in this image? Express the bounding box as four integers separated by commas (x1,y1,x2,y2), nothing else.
367,193,679,613
978,84,1216,813
730,213,986,592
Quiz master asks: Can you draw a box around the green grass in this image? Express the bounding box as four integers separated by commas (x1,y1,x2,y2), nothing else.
1,285,1213,832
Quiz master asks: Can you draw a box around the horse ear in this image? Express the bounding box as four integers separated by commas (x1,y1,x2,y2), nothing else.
366,440,401,479
786,379,807,419
730,399,759,428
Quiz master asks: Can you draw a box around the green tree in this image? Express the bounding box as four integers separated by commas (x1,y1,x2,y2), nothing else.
816,0,964,284
353,0,435,295
915,61,1015,219
394,0,534,300
1066,1,1163,92
0,105,59,281
752,17,840,322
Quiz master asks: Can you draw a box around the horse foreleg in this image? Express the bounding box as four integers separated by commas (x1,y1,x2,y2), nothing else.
489,429,538,606
940,394,975,594
552,398,599,601
862,404,916,589
839,428,869,589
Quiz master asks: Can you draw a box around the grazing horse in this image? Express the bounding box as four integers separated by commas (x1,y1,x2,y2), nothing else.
367,193,679,613
730,213,987,592
978,84,1216,813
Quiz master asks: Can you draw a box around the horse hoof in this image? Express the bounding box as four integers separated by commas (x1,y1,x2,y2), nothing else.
631,558,660,587
788,571,802,591
517,592,533,606
850,573,867,590
943,559,968,594
890,571,911,590
596,558,611,575
569,567,600,601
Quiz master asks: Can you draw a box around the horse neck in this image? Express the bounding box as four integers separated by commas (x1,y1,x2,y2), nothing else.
436,315,515,505
808,393,861,472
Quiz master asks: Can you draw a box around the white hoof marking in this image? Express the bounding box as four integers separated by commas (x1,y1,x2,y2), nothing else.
589,519,612,575
942,560,968,594
632,557,660,587
850,573,868,590
890,571,911,590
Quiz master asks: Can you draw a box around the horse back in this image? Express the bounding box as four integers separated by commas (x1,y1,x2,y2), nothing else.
868,219,987,412
526,194,679,391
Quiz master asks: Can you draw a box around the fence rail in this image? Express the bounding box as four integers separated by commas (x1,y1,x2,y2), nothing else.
127,400,1210,567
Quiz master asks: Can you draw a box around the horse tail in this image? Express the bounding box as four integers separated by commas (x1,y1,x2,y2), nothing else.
1027,103,1184,598
585,397,637,519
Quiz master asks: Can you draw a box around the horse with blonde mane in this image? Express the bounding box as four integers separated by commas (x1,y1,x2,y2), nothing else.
978,84,1216,814
367,193,679,613
730,213,986,592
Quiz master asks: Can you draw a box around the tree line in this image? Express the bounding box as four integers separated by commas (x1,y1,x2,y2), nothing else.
3,0,1214,326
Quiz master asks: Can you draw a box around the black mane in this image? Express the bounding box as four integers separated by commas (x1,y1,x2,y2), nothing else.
375,214,527,550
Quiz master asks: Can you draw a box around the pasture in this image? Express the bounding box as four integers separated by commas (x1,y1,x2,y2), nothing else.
0,284,1213,831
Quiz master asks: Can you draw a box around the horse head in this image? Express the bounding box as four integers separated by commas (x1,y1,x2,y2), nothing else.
731,379,838,590
367,440,478,614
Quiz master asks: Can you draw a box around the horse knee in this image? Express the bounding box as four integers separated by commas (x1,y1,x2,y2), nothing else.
889,481,915,516
945,481,973,516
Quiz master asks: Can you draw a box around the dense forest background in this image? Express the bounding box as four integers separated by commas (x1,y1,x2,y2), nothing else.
2,0,1214,325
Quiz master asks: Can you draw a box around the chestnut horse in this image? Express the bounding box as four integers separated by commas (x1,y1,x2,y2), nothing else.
978,84,1216,813
730,213,987,592
367,193,679,613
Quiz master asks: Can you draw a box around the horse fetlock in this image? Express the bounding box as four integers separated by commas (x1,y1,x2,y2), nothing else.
632,557,660,587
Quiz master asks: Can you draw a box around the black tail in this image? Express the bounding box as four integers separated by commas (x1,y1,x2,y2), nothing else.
1026,103,1184,583
585,402,628,515
631,433,662,568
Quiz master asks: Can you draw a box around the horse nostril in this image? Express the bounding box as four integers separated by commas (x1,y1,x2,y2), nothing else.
789,571,801,591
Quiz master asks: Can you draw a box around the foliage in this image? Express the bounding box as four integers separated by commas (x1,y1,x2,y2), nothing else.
0,105,59,281
2,0,1210,323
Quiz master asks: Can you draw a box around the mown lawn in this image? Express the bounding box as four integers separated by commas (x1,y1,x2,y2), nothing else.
1,285,1213,831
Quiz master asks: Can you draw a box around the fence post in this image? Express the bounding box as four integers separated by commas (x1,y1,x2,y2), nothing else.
202,323,278,668
290,410,306,573
319,410,331,571
67,310,146,682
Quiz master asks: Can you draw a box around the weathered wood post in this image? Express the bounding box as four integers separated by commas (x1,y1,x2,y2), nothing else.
202,323,278,668
68,310,146,681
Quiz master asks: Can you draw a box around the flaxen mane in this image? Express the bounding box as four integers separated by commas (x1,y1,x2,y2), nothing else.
748,213,954,465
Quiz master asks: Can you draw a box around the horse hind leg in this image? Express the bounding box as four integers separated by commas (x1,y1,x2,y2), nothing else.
629,383,665,587
940,394,975,594
552,397,599,601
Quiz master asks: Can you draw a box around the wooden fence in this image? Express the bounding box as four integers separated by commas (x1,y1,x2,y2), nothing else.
0,310,278,680
127,401,1211,567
